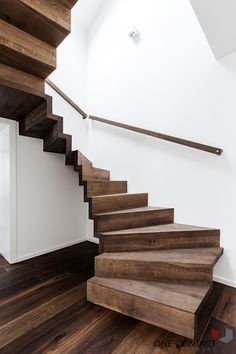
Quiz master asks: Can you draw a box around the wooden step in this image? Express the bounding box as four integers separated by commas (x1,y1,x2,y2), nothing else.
65,151,92,168
95,248,223,283
59,0,78,9
89,193,148,216
0,0,72,47
84,181,128,200
99,223,220,253
79,166,110,184
87,276,212,339
93,207,174,237
19,96,60,139
43,122,72,154
0,20,56,78
0,63,45,120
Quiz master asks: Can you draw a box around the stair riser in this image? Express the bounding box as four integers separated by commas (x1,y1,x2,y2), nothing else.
79,167,110,185
0,0,71,47
94,209,174,237
87,281,196,339
95,258,213,283
85,181,128,200
90,193,148,215
0,20,56,79
100,231,220,253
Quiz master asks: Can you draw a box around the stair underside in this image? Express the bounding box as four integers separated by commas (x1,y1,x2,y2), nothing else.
87,276,212,339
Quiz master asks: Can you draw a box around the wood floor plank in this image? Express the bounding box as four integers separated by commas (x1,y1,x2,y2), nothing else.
0,282,86,349
214,286,236,327
113,322,198,354
47,310,139,354
0,302,104,354
0,273,84,327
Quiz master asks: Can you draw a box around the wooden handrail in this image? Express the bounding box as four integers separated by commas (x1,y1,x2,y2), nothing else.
45,79,223,155
45,79,88,118
89,115,223,155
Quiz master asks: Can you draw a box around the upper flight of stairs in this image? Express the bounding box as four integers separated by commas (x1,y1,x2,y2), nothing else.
0,0,224,341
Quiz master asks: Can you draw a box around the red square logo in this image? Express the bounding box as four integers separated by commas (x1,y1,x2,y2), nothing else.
211,328,220,339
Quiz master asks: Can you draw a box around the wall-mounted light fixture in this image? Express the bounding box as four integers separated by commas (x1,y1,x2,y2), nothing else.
128,26,139,40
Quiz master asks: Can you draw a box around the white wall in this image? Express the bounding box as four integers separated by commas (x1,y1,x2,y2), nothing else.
190,0,236,59
85,0,236,287
49,2,88,109
16,130,89,262
0,116,89,263
0,119,16,263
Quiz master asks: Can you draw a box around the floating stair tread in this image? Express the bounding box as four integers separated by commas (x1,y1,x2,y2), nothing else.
95,206,173,217
91,193,147,199
101,223,219,236
96,248,223,267
88,277,211,314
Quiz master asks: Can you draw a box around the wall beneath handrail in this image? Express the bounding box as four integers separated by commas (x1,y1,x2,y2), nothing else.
85,0,236,287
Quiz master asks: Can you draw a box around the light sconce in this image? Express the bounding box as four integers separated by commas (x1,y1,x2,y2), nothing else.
128,26,139,40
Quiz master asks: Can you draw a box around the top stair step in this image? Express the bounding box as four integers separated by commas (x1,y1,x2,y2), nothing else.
0,0,74,47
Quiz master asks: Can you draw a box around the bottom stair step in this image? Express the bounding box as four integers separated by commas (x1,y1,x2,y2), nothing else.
87,277,213,339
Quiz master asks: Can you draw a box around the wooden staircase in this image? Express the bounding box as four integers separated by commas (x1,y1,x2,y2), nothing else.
0,0,223,341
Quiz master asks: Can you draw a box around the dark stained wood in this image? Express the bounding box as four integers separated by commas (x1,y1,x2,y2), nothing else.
79,166,110,183
0,243,233,353
0,63,45,120
0,20,56,79
214,286,236,327
89,115,223,156
0,63,45,97
195,282,225,341
0,85,44,121
113,322,197,354
85,180,128,199
94,248,223,284
87,276,211,339
99,223,220,253
89,193,148,215
94,207,174,237
46,79,88,118
58,0,78,9
0,0,71,47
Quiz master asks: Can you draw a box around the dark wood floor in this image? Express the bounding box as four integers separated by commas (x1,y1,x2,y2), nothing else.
0,242,235,354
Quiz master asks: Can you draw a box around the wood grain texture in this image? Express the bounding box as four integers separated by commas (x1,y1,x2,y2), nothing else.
113,322,197,354
214,286,236,327
0,0,71,47
0,19,56,78
0,243,233,353
87,278,197,339
95,248,223,283
0,63,44,97
85,180,128,198
100,223,220,253
80,166,110,183
94,207,174,236
90,193,148,215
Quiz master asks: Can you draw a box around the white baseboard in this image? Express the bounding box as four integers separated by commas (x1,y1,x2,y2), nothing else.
86,237,99,244
16,238,88,263
213,275,236,288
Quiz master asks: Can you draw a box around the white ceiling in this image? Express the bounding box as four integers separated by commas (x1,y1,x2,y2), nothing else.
190,0,236,59
75,0,106,31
